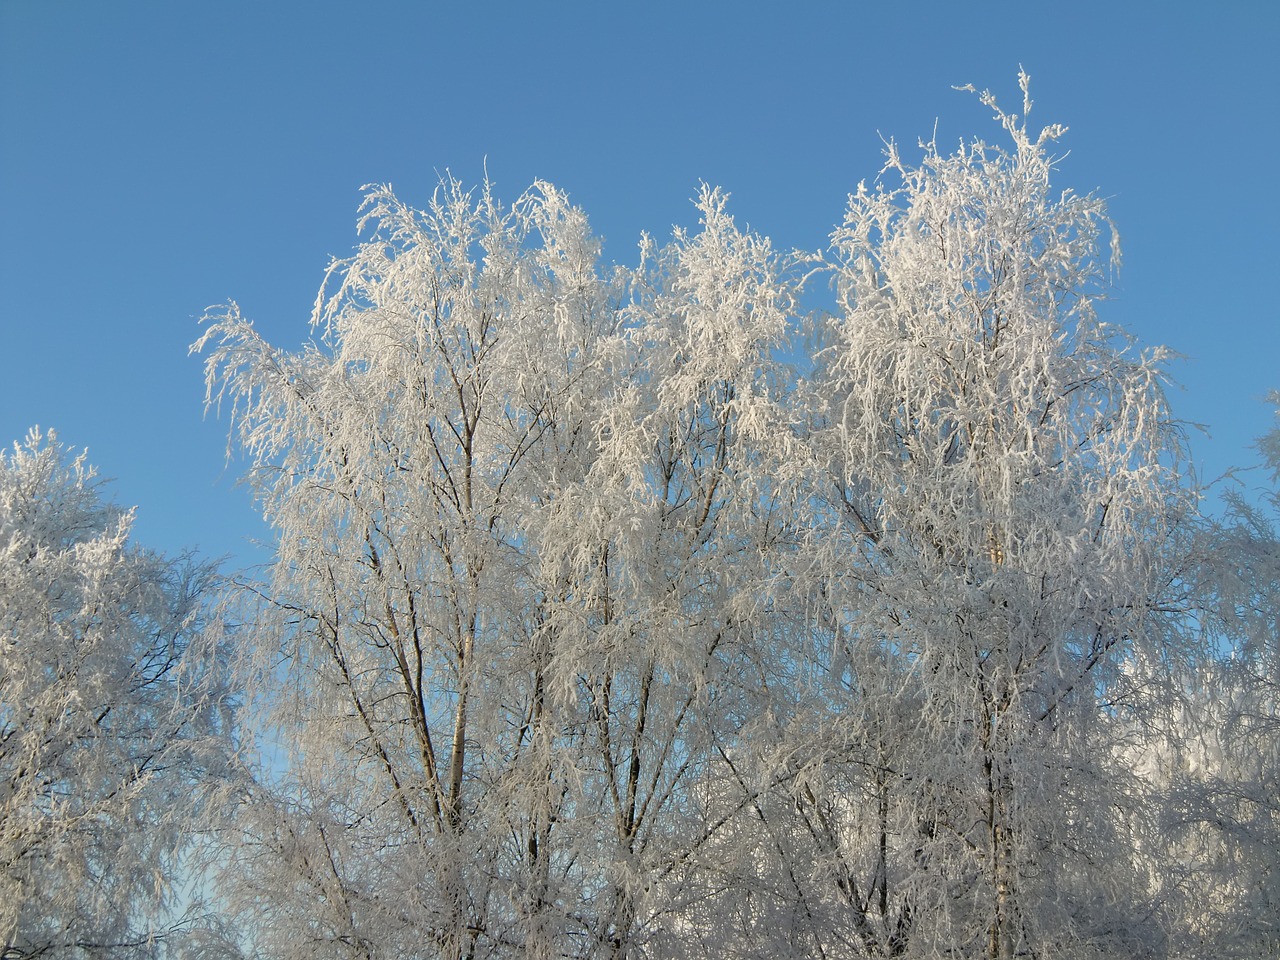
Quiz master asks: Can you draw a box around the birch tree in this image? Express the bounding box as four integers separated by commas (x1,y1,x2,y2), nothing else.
547,186,801,956
0,430,226,959
197,176,807,958
1149,403,1280,957
197,178,625,959
775,73,1197,959
193,74,1233,960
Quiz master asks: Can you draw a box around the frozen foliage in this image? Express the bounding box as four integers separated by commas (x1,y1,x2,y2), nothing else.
190,75,1272,959
195,177,807,959
1144,399,1280,959
0,431,226,958
767,71,1197,960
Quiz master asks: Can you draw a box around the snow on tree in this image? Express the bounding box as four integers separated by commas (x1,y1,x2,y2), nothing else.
0,429,226,959
1143,400,1280,958
551,185,803,956
191,74,1265,960
196,174,812,959
195,179,621,959
762,72,1201,959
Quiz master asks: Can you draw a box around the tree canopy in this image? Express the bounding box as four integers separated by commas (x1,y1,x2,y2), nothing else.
4,74,1276,959
0,430,227,958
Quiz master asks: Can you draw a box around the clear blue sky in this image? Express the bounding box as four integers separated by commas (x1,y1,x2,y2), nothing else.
2,0,1277,567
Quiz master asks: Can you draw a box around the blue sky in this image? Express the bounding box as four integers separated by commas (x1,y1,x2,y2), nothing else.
2,1,1277,567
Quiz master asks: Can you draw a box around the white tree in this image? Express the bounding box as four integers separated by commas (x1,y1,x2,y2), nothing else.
767,73,1198,959
196,178,618,959
545,185,802,957
197,176,807,959
193,74,1234,960
1144,402,1280,958
0,429,226,959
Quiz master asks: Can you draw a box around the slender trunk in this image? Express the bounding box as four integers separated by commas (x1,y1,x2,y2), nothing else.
983,685,1015,960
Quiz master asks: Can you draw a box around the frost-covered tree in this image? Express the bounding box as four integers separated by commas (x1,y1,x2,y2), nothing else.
197,180,621,960
763,73,1199,959
196,176,806,960
194,74,1236,960
550,185,802,957
0,430,226,959
1144,401,1280,958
